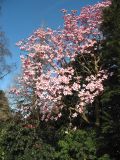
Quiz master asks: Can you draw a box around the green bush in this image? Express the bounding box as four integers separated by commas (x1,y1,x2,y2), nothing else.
54,129,111,160
55,129,96,160
0,121,55,160
0,121,111,160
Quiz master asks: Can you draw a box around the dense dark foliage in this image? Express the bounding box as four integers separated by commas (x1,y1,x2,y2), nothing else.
0,90,11,121
98,0,120,159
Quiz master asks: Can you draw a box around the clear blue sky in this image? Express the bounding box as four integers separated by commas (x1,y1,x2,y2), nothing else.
0,0,99,90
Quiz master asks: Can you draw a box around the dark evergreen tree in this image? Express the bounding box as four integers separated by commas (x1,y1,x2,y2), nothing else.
98,0,120,159
0,90,11,121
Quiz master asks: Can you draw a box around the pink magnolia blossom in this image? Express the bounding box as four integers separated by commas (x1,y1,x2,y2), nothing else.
10,0,111,121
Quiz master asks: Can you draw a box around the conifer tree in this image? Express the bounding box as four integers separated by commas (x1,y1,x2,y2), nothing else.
0,90,11,122
98,0,120,159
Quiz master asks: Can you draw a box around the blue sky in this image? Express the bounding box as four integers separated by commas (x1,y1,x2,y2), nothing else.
0,0,99,90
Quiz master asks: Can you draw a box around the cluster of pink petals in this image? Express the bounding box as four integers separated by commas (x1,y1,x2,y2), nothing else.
72,70,108,118
11,0,111,121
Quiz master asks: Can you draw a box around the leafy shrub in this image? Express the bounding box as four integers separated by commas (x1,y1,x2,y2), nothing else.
0,121,55,160
54,129,111,160
54,129,97,160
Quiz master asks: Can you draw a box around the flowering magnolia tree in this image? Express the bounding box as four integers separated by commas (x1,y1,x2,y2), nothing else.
10,1,111,123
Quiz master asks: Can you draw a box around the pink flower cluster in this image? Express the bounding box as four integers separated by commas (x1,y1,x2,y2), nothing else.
11,0,111,121
72,70,108,117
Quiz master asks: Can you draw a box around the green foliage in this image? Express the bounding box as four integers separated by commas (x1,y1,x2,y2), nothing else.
55,129,109,160
0,90,11,121
17,144,55,160
0,120,111,160
0,121,55,160
101,0,120,73
0,123,6,160
98,154,110,160
99,0,120,159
